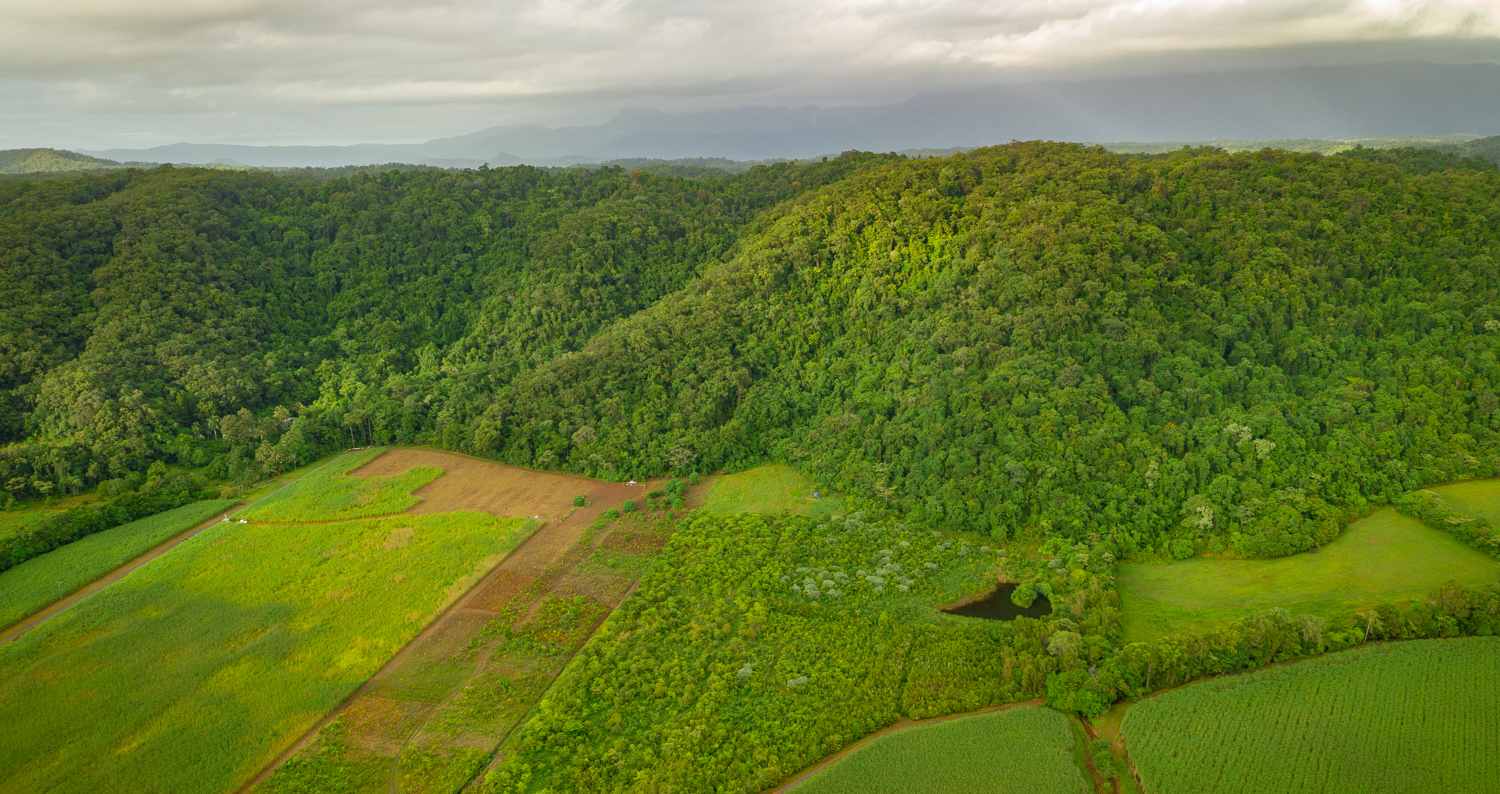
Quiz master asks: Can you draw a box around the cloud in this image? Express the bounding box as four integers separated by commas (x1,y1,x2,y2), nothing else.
1,0,1497,147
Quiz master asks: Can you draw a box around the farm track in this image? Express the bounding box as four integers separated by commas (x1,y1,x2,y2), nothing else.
763,698,1049,793
0,505,246,644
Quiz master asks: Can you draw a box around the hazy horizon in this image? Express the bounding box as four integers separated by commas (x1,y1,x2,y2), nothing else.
4,1,1500,152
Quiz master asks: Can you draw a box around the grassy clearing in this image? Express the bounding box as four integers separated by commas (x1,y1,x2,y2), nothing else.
0,499,234,628
570,547,652,578
0,509,51,543
0,492,99,542
1430,478,1500,527
239,448,443,522
794,706,1089,794
700,463,842,516
1117,507,1500,642
0,511,532,794
1122,638,1500,793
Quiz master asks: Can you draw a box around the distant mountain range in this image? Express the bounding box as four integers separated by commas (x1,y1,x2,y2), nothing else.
69,61,1500,169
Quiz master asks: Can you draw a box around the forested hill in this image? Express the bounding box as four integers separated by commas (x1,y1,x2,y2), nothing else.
4,144,1500,560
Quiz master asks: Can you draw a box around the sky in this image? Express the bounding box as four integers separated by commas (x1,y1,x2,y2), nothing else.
2,0,1499,149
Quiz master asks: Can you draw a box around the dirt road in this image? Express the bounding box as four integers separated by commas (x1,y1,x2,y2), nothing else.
0,507,243,644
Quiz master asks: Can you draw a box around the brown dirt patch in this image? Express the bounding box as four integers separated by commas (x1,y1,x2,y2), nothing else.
468,570,536,613
340,696,429,755
413,609,494,660
600,527,673,555
352,448,645,523
551,572,635,607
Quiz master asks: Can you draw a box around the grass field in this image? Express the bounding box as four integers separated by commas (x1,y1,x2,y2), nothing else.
239,448,443,522
1122,638,1500,793
1117,508,1500,641
0,499,234,628
0,510,532,794
1429,479,1500,526
700,464,842,516
793,706,1089,794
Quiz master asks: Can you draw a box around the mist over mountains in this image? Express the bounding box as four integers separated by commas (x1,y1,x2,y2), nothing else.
78,61,1500,169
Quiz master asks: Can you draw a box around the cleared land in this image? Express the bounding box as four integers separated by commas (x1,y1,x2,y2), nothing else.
1122,638,1500,793
0,499,235,631
701,463,841,516
1116,507,1499,641
354,448,646,522
788,705,1087,794
1430,478,1500,527
0,470,532,794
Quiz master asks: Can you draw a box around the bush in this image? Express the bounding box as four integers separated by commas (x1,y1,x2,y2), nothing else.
1088,738,1123,779
623,500,636,513
572,495,586,507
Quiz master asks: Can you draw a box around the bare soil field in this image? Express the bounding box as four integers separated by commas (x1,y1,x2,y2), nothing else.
353,449,645,523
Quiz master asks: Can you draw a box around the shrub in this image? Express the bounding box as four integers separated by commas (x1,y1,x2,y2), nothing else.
572,495,586,507
623,500,636,513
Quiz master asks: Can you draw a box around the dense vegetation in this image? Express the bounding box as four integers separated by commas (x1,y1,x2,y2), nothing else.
0,155,886,504
6,145,1500,560
0,148,127,175
482,511,1118,792
795,706,1088,794
1122,637,1500,793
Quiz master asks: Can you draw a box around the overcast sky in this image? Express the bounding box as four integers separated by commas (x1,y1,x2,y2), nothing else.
3,0,1499,149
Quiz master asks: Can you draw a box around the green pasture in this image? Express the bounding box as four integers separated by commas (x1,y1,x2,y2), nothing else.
700,464,841,516
794,706,1088,794
1429,478,1500,527
239,448,442,522
1117,508,1500,641
0,511,532,794
1123,638,1500,793
0,499,234,629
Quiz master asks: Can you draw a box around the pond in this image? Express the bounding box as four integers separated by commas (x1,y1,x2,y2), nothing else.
942,582,1052,621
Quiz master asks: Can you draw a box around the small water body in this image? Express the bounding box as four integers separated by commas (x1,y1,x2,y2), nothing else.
941,582,1052,621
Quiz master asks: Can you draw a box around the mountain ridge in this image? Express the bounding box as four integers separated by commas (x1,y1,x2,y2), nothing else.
76,61,1500,168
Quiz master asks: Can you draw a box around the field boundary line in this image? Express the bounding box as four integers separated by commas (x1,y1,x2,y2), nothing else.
762,697,1048,793
0,505,246,644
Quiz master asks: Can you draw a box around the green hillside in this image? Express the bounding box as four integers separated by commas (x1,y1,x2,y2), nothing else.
0,148,125,174
4,144,1500,561
1437,134,1500,164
